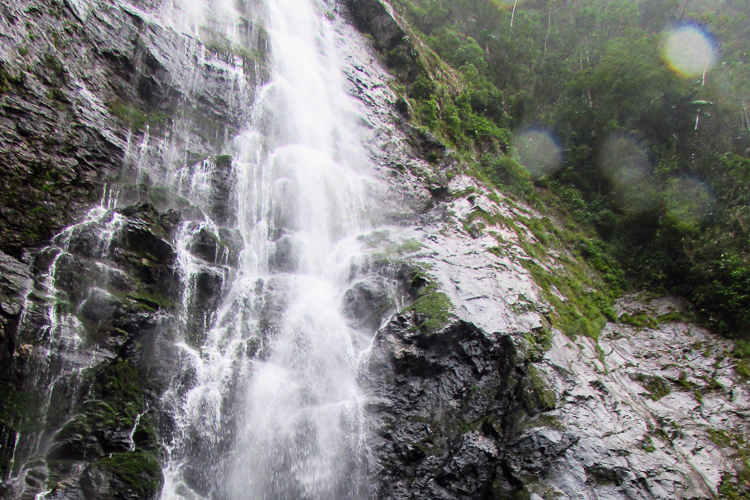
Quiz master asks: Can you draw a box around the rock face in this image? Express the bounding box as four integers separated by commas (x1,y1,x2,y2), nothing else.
0,0,748,499
0,0,263,497
539,303,750,499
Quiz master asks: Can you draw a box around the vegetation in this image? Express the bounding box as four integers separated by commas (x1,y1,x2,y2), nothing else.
407,285,453,332
107,99,169,133
383,0,750,339
88,450,163,496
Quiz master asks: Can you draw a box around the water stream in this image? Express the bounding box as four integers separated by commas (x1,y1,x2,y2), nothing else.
3,0,388,497
156,0,381,497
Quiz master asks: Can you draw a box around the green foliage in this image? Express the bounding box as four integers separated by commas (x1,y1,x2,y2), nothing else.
478,153,533,197
387,0,750,339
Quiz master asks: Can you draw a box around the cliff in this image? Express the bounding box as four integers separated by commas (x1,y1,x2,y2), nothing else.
0,0,747,499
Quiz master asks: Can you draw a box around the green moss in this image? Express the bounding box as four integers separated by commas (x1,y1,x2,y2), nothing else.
642,435,656,452
619,311,657,329
656,310,685,323
90,450,163,496
519,365,557,415
0,65,25,96
633,374,671,401
82,360,147,432
396,239,423,253
107,99,168,132
407,286,452,332
41,53,66,83
514,413,564,432
521,258,609,341
126,291,174,311
524,325,552,361
708,428,733,448
735,360,750,379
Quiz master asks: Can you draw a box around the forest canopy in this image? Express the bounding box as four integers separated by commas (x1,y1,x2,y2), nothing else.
386,0,750,337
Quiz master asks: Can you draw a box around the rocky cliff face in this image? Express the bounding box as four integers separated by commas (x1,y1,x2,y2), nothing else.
0,0,747,499
0,0,262,497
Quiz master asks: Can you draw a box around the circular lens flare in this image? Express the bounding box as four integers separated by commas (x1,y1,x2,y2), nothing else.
512,129,562,178
598,135,657,214
662,25,716,78
664,176,713,227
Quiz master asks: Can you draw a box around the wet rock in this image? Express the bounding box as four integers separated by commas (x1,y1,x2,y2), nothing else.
208,155,236,227
342,280,392,331
47,416,103,462
118,220,175,266
188,226,241,267
268,235,301,273
363,313,561,499
0,250,31,368
536,305,750,499
79,288,121,326
183,267,225,346
188,226,222,263
258,277,292,342
80,450,162,500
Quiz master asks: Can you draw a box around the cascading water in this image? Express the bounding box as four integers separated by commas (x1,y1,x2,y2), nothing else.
1,0,404,497
8,194,128,490
156,0,384,498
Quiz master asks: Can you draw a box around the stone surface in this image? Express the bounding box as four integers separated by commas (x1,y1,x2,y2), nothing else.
537,317,750,499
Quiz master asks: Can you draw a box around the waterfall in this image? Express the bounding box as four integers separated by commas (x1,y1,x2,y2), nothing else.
158,0,380,498
0,0,399,497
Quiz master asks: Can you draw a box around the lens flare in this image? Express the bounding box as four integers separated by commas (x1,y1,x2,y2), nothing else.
662,25,716,78
664,176,713,227
512,129,562,178
598,135,657,214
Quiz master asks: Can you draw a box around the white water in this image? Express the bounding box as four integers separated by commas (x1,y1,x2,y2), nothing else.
158,0,380,498
4,0,387,496
8,197,126,487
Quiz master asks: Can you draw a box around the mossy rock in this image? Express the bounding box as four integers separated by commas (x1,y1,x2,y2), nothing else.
407,287,452,333
518,365,556,416
52,360,159,456
633,373,671,401
81,450,163,500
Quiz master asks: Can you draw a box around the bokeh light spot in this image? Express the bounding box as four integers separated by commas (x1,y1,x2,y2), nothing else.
662,25,716,77
664,176,713,227
512,129,562,178
598,135,657,214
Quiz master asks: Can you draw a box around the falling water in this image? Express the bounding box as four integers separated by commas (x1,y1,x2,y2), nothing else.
8,195,127,487
158,0,381,498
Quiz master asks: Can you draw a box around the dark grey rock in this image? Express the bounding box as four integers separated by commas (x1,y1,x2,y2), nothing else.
342,280,392,332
